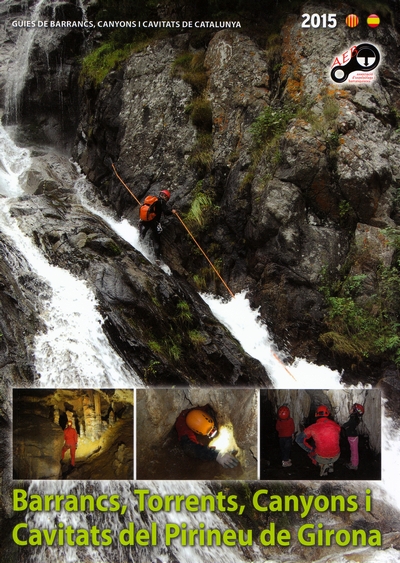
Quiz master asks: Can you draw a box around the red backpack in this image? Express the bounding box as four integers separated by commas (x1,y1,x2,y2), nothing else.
139,195,158,221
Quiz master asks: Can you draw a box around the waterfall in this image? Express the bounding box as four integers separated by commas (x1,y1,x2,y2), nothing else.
0,127,140,388
4,0,91,121
5,0,48,120
0,124,31,196
201,291,343,389
74,173,172,275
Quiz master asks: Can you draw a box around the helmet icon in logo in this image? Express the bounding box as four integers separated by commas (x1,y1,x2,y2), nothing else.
331,43,380,83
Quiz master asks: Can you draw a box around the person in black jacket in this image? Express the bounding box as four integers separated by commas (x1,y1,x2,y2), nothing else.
343,403,364,470
139,190,175,260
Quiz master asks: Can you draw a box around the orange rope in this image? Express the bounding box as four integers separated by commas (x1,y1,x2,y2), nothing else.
272,352,297,381
173,211,235,299
112,164,234,298
114,165,293,376
112,163,141,205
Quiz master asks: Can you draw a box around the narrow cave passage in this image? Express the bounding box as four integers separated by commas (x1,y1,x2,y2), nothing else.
136,388,258,481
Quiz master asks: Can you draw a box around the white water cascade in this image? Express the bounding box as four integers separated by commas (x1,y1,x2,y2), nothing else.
72,173,400,510
5,0,49,119
5,0,91,120
24,479,262,563
0,126,140,388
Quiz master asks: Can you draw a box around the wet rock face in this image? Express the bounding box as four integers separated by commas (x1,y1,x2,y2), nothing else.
1,3,399,377
205,30,270,167
72,14,400,373
0,233,42,383
76,34,199,218
6,152,270,387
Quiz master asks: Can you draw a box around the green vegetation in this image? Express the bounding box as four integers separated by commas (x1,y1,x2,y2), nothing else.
177,301,193,323
188,330,207,347
188,133,213,172
319,242,400,366
186,98,213,132
241,101,297,189
172,51,213,172
148,335,182,361
80,40,149,85
250,105,296,150
192,274,207,290
148,340,163,354
185,191,214,227
165,339,182,361
143,359,161,381
339,200,352,219
172,52,208,95
184,180,219,231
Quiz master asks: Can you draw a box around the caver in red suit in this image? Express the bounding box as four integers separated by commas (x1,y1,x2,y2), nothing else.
175,405,238,468
61,420,78,466
295,405,341,475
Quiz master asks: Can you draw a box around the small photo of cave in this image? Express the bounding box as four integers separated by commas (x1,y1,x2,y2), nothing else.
136,388,258,480
260,389,381,481
13,388,134,480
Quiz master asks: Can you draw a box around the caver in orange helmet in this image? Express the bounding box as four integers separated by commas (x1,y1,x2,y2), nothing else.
159,190,171,200
186,409,217,437
352,403,364,415
277,406,290,420
315,405,330,418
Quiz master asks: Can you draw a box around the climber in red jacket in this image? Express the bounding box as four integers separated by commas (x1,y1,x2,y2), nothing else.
61,420,79,467
295,405,341,476
276,405,295,468
175,405,238,468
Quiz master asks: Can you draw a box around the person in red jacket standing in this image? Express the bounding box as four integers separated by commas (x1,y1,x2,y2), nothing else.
276,405,295,468
61,420,79,467
295,405,341,476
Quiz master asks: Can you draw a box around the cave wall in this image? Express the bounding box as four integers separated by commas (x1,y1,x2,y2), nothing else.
136,388,257,477
12,388,134,480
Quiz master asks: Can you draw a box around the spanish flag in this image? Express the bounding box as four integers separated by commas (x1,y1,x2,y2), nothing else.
367,14,380,28
346,14,359,28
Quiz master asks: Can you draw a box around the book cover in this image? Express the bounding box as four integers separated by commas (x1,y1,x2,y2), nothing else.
0,1,399,562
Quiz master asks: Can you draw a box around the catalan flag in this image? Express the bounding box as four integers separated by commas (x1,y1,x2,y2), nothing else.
367,14,380,28
346,14,359,28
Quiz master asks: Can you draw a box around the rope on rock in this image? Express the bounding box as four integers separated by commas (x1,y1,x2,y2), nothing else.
272,352,297,381
111,164,296,378
173,211,235,299
112,163,141,205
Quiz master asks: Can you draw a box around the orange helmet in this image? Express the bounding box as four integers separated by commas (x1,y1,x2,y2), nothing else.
315,405,330,418
186,409,216,437
278,406,290,420
159,190,171,201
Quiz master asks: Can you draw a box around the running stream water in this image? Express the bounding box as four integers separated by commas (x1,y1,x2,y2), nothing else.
0,1,399,562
